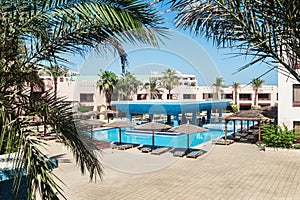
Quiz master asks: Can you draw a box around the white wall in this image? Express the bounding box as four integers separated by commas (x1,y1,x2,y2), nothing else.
278,70,300,128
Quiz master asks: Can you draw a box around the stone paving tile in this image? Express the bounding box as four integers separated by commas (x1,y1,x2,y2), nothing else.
42,141,300,200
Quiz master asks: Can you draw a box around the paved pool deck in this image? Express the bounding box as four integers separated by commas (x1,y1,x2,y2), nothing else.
44,141,300,200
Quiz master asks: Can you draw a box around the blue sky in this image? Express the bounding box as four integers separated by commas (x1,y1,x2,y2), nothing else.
69,2,277,86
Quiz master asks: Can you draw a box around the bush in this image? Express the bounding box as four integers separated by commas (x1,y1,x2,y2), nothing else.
294,144,300,149
231,104,239,113
77,104,91,113
251,105,261,110
262,124,297,148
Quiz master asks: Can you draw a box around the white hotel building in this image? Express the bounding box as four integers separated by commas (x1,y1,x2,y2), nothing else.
278,65,300,132
38,69,278,117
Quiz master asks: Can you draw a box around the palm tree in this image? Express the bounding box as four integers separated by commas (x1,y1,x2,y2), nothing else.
213,77,224,100
117,72,142,100
45,65,69,99
232,82,240,105
161,68,179,99
143,78,162,99
252,78,265,106
0,1,165,199
170,0,300,82
97,70,119,108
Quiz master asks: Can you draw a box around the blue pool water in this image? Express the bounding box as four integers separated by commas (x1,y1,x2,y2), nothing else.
88,128,225,148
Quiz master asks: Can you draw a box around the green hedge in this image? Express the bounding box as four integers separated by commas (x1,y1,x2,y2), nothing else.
262,124,297,148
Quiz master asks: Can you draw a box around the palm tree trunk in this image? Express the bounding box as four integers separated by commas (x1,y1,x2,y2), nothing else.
168,89,171,100
234,90,238,104
54,78,58,99
254,89,258,106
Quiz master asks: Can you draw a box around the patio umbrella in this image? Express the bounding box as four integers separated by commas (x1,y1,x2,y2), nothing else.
73,112,90,119
103,121,135,143
135,122,172,147
80,119,106,139
169,124,207,149
99,110,117,123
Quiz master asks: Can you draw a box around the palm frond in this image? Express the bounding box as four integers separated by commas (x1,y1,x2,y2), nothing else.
170,0,300,82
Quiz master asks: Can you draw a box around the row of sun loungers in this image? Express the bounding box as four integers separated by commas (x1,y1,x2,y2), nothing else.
110,142,206,158
139,146,170,155
173,149,206,158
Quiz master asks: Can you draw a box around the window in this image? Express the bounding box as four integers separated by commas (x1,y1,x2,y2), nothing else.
80,93,94,102
239,94,252,100
293,84,300,107
224,94,233,99
203,93,213,99
294,121,300,133
183,94,196,99
258,93,270,100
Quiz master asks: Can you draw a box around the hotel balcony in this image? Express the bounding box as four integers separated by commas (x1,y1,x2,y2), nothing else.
239,98,252,101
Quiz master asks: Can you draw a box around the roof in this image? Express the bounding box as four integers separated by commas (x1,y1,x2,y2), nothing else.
112,100,231,115
103,121,135,128
134,122,172,131
259,106,277,119
169,124,207,134
225,110,270,121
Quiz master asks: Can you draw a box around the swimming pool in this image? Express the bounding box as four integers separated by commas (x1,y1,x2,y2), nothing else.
88,128,225,148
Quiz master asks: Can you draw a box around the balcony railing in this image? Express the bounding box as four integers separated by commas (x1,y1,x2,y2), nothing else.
80,100,94,102
293,102,300,107
239,98,252,101
258,98,271,101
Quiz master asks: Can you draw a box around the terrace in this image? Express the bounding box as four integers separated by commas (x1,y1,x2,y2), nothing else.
43,140,300,199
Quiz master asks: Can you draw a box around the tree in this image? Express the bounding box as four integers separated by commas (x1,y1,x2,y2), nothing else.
252,78,265,106
117,72,142,100
97,70,119,108
232,82,240,105
45,65,69,99
213,77,224,100
170,0,300,82
161,68,179,99
0,1,165,199
143,78,162,99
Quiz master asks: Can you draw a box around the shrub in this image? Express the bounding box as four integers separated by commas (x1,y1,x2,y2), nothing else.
251,105,261,110
231,104,240,113
294,144,300,149
262,124,297,148
77,104,91,113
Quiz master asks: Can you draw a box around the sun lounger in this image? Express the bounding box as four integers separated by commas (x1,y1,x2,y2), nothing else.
55,138,65,143
212,139,233,145
117,144,134,150
186,150,205,158
38,135,57,141
173,149,187,157
111,142,122,149
151,147,169,155
141,146,152,153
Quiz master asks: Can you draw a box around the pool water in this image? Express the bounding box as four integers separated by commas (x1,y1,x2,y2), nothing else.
88,128,225,148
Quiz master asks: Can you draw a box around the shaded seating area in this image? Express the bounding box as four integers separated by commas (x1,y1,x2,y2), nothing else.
224,110,273,144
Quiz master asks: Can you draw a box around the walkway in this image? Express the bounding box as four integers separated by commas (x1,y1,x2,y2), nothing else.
44,141,300,200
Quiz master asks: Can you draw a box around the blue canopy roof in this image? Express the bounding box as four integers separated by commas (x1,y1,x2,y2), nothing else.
112,100,231,115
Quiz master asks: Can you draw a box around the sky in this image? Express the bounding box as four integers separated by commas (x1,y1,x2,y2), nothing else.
68,2,278,86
